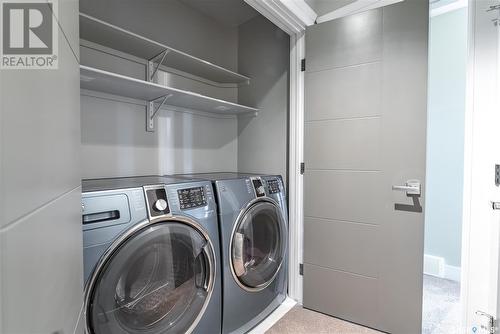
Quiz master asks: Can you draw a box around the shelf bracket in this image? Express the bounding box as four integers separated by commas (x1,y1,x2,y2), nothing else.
146,94,173,132
147,49,170,82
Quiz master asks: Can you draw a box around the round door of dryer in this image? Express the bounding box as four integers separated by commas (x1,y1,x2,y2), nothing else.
84,217,216,334
230,198,287,292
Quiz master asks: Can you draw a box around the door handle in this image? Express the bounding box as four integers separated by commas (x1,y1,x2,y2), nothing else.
392,180,421,196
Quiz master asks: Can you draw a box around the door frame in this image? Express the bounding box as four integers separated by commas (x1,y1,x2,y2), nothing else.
246,2,493,332
244,0,308,303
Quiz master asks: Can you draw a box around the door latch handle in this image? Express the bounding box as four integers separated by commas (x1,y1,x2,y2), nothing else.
392,180,421,196
492,202,500,210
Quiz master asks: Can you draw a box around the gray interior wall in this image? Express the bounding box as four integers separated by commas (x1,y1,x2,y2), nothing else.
237,16,290,180
79,0,239,178
0,0,83,332
80,0,238,71
81,93,238,178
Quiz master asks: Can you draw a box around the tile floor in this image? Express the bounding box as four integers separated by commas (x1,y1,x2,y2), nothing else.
265,275,461,334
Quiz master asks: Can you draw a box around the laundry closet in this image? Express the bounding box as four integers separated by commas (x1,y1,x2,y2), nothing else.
79,0,290,181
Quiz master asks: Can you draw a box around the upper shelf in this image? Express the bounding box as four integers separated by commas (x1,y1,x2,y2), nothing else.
79,13,250,84
80,65,259,115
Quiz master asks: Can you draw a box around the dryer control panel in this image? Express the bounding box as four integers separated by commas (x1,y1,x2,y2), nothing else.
177,186,207,210
267,179,281,194
145,186,170,218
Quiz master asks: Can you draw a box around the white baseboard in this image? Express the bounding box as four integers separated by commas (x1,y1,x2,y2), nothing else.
248,297,297,334
424,254,461,282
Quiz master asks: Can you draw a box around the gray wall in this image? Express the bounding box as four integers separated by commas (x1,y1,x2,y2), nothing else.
237,16,290,180
79,0,240,178
424,8,467,268
81,93,238,178
0,0,83,332
80,0,238,72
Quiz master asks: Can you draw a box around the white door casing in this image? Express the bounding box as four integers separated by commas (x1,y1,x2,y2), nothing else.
462,1,500,333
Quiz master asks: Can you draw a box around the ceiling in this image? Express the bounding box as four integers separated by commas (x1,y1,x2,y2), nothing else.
304,0,357,17
180,0,260,27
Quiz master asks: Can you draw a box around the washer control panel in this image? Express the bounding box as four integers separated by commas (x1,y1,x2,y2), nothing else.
251,177,266,197
267,179,281,194
177,186,207,210
145,186,170,218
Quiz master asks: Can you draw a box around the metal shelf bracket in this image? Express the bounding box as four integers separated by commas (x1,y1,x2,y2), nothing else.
147,49,170,82
146,94,173,132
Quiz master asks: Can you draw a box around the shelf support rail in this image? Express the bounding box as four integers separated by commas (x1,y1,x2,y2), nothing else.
148,49,170,82
146,94,173,132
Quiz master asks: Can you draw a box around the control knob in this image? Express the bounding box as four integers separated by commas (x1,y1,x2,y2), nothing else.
154,199,168,212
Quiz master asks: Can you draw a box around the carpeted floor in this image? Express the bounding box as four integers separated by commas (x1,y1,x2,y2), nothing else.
422,275,461,334
265,275,460,334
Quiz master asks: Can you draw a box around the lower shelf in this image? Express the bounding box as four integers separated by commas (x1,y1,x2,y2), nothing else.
80,66,259,115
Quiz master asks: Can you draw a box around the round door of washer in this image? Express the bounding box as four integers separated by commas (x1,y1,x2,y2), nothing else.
85,218,216,334
230,198,287,292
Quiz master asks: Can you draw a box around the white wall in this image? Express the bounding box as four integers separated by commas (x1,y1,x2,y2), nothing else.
424,8,467,274
237,15,290,181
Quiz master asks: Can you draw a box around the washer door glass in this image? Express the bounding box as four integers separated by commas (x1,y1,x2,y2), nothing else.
87,221,214,334
231,200,286,290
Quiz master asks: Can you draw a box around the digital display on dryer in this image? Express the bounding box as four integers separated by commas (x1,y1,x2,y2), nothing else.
267,179,281,194
177,187,207,210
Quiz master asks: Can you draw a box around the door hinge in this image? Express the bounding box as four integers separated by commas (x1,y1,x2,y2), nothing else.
495,164,500,186
301,58,306,72
476,311,496,334
299,263,304,276
300,162,305,175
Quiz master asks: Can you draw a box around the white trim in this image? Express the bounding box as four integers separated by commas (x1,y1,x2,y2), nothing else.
244,0,313,35
445,264,462,282
316,0,404,24
287,32,305,304
459,0,475,331
247,297,297,334
245,0,306,304
424,254,446,277
430,0,468,18
423,254,461,282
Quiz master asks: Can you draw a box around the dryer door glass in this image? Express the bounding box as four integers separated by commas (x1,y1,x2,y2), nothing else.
231,200,286,290
87,221,215,334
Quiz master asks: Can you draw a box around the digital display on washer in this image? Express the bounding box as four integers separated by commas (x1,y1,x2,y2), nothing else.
177,187,207,210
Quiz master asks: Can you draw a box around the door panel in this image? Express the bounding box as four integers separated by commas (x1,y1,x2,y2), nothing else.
305,62,382,121
304,217,379,277
305,117,381,170
304,263,381,327
305,9,382,72
303,1,428,333
304,170,384,224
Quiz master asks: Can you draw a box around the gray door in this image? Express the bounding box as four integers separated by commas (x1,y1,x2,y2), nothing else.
303,1,428,333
